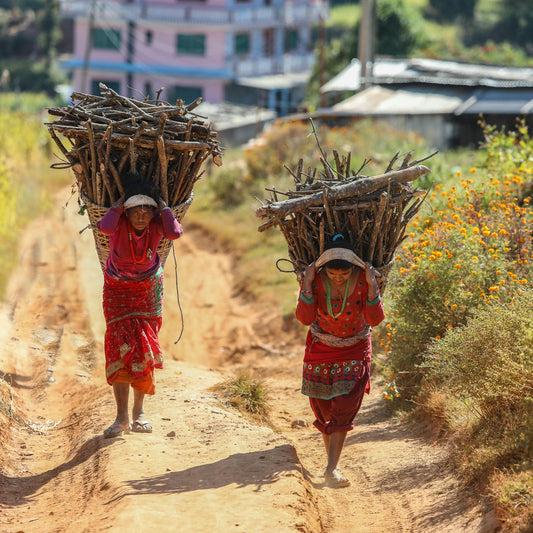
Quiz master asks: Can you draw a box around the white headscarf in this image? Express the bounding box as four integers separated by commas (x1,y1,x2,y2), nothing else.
315,248,366,269
123,194,158,209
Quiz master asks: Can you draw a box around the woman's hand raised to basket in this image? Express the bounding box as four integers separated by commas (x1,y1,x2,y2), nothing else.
301,262,317,293
364,262,379,301
112,195,125,210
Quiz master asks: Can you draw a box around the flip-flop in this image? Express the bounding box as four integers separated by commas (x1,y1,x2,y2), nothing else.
131,420,153,433
103,422,128,438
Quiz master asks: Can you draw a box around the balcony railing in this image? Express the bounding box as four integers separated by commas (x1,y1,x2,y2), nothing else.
59,0,327,27
228,53,315,77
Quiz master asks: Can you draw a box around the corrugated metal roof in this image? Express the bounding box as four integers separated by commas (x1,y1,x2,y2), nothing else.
455,88,533,115
236,71,311,90
322,58,533,93
333,86,469,115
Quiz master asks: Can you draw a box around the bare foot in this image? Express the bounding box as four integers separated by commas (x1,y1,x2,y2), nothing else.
325,468,351,488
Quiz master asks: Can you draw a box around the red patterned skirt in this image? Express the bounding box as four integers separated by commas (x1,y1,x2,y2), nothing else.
103,267,164,394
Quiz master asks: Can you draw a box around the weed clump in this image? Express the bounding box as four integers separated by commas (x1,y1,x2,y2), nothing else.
214,374,270,423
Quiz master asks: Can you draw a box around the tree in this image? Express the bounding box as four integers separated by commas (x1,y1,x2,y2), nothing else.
376,0,428,57
428,0,477,22
492,0,533,52
37,0,60,72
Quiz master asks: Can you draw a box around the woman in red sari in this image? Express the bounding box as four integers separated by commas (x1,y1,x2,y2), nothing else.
296,235,385,487
97,178,183,438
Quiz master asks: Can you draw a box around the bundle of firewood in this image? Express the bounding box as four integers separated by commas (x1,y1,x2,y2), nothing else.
46,83,223,207
256,131,435,293
46,83,223,270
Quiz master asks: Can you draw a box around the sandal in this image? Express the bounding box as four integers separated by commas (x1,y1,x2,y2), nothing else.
103,422,128,439
131,420,153,433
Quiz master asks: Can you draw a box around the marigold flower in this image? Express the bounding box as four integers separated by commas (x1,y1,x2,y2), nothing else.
454,264,461,269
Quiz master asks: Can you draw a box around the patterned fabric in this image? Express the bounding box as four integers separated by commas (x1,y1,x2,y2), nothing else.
103,266,164,392
310,321,370,347
302,359,364,400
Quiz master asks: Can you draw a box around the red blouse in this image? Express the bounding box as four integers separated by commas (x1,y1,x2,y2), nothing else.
97,206,183,280
296,268,385,363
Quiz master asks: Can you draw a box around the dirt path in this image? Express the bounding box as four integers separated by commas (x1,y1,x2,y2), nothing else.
0,193,498,533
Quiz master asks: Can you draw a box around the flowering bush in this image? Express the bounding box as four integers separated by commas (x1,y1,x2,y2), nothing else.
378,121,533,512
382,122,532,397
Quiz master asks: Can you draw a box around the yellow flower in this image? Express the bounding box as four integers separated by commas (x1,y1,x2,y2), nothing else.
470,168,477,173
472,256,479,261
454,264,461,269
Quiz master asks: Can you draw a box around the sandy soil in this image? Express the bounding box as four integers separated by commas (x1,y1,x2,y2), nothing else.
0,193,500,533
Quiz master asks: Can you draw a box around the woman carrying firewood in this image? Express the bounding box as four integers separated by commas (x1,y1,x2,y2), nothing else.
296,234,385,487
97,176,183,438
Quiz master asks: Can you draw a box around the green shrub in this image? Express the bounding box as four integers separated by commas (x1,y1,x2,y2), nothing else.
423,289,533,422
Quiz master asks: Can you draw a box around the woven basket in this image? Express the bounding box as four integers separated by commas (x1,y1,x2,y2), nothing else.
82,193,193,272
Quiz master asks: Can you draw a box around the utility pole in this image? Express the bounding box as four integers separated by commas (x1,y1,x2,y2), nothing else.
127,20,135,97
318,0,327,108
81,0,97,93
358,0,375,91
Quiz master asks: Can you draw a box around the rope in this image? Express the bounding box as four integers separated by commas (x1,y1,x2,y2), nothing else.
170,242,185,345
275,257,306,274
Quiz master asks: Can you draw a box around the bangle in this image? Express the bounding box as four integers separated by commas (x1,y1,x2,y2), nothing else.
301,289,312,295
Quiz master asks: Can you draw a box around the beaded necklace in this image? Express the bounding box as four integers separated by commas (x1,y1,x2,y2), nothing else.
326,276,350,318
128,222,151,263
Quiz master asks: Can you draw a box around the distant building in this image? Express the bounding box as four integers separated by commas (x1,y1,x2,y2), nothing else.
58,0,326,116
317,58,533,150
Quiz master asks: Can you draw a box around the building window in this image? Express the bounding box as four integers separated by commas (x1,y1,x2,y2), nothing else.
263,29,274,57
284,29,298,52
145,30,153,45
235,33,250,55
91,80,120,95
93,28,121,51
168,86,203,105
177,34,205,55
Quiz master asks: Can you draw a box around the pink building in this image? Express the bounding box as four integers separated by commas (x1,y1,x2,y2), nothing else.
59,0,327,115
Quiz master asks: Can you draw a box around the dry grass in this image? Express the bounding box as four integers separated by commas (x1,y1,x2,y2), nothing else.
213,374,270,424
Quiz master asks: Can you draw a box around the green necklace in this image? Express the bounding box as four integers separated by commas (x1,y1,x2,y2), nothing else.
326,277,350,318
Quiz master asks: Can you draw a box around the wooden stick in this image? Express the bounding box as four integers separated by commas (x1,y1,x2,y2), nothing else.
157,136,169,203
256,165,431,219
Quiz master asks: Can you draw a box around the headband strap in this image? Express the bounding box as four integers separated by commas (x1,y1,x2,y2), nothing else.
315,248,366,269
123,194,158,209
